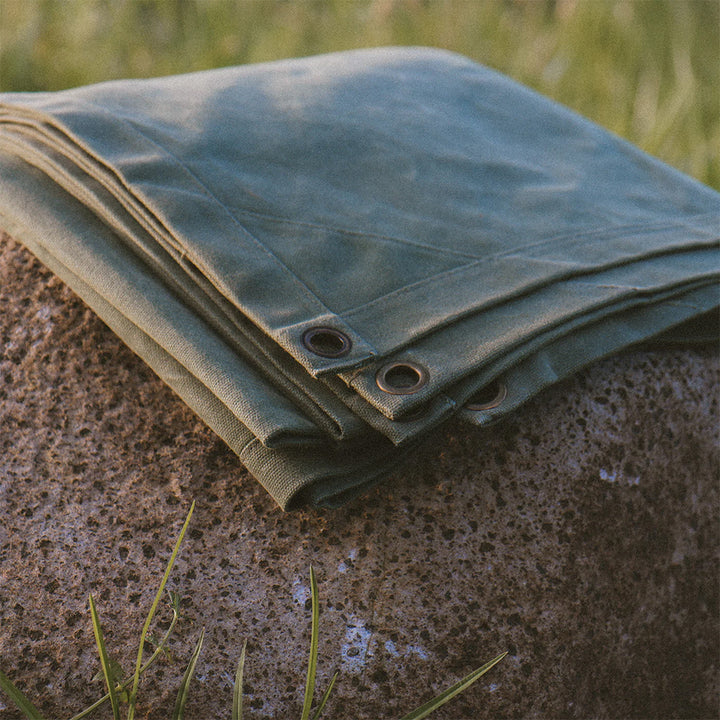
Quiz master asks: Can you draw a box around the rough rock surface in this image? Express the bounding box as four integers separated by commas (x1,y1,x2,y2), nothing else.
0,231,718,719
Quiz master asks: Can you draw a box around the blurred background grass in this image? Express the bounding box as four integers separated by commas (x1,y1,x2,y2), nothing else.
0,0,718,189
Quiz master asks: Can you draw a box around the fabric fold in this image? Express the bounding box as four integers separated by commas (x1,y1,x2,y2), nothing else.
1,47,718,508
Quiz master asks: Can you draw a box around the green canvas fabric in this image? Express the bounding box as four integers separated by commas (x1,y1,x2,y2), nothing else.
0,47,717,509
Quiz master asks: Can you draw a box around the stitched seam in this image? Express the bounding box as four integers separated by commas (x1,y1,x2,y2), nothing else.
338,247,719,358
231,206,487,261
341,225,720,319
235,203,719,320
205,199,720,270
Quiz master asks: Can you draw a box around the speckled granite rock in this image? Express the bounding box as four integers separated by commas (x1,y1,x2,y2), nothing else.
0,231,718,720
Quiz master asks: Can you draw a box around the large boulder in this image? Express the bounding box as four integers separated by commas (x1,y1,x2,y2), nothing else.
1,231,717,719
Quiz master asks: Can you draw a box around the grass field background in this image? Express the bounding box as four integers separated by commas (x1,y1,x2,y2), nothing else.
0,0,718,189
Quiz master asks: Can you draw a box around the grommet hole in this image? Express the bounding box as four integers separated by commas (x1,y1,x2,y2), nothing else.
465,380,507,410
302,327,352,358
376,362,428,395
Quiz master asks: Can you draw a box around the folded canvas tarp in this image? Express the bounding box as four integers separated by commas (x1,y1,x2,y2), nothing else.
1,47,718,509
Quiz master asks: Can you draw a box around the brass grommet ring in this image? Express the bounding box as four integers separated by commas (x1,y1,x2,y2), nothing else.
376,361,429,395
465,380,507,410
302,327,352,358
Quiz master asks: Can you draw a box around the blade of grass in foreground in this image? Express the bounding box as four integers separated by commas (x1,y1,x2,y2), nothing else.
232,640,247,720
398,651,507,720
310,670,338,720
88,595,120,720
127,500,195,720
171,628,204,720
0,670,46,720
300,566,320,720
69,593,181,720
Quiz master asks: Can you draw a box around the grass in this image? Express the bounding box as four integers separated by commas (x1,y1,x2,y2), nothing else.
0,0,717,189
0,503,506,719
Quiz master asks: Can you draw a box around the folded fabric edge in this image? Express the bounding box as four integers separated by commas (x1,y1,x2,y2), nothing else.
457,283,720,427
2,219,717,511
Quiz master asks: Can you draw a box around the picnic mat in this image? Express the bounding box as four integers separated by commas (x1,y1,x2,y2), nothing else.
1,47,718,509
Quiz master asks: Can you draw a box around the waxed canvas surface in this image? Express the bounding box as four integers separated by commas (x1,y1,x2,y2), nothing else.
1,47,718,508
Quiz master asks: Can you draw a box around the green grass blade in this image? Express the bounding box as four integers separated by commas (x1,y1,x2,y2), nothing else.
128,500,195,720
310,670,338,720
69,601,181,720
232,640,247,720
88,595,120,720
300,566,320,720
0,669,46,720
171,628,204,720
398,651,507,720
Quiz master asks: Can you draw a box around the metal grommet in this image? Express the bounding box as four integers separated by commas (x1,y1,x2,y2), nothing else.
302,327,352,358
465,380,507,411
376,361,429,395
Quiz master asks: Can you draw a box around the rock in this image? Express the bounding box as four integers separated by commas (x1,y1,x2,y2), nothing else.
1,232,717,719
